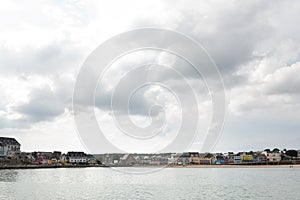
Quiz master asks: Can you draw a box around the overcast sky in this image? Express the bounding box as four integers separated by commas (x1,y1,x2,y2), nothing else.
0,0,300,153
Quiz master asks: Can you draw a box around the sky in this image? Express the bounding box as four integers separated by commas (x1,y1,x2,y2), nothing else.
0,0,300,153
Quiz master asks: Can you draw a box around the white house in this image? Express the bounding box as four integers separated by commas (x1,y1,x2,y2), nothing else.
233,155,242,164
262,152,281,162
0,137,21,157
66,152,88,163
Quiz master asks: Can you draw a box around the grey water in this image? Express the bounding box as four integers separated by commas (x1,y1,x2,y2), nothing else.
0,167,299,200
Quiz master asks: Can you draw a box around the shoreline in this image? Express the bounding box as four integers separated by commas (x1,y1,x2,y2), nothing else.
1,164,299,170
166,164,300,168
113,164,300,169
0,165,108,170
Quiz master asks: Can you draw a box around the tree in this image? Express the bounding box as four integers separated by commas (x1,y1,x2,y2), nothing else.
286,150,298,158
272,148,280,153
96,159,102,165
264,149,271,153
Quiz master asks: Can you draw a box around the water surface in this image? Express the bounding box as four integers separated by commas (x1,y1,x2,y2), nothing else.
0,167,299,199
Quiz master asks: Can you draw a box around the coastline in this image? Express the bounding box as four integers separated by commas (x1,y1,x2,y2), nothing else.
1,164,299,170
113,164,300,169
0,165,108,170
167,164,300,168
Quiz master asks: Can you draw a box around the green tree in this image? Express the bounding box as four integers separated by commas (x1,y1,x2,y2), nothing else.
286,150,298,158
264,149,271,153
96,159,102,165
272,148,280,153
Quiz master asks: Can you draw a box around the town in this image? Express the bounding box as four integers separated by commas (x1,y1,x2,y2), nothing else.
1,136,299,168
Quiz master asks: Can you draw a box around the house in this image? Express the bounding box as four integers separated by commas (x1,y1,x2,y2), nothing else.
234,155,242,164
189,152,200,165
180,152,191,165
241,154,253,163
262,151,281,162
0,137,21,157
168,153,181,165
50,151,62,164
224,152,235,164
214,154,226,164
252,154,260,163
138,156,152,165
184,152,215,165
93,154,124,166
149,155,169,166
15,152,35,165
52,151,62,160
258,153,267,162
169,153,191,166
150,157,161,165
198,153,214,165
101,154,115,165
66,152,88,164
37,152,53,164
119,154,137,166
0,143,4,156
103,154,114,165
87,154,97,164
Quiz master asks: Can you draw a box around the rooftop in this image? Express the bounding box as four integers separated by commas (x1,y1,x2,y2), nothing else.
0,137,20,145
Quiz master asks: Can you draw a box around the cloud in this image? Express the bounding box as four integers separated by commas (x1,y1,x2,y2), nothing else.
0,73,74,129
263,62,300,95
0,0,300,152
14,86,65,122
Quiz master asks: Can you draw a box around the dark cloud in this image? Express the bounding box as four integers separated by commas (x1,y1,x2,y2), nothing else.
0,0,300,152
15,87,64,122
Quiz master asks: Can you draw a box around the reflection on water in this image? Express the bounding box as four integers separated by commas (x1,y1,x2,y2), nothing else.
0,170,18,182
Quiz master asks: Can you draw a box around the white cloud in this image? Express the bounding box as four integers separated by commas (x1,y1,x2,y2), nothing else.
0,0,300,152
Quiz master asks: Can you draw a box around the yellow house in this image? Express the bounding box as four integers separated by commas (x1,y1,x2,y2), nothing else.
242,155,253,161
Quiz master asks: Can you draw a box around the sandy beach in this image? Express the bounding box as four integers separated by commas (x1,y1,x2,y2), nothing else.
169,164,300,168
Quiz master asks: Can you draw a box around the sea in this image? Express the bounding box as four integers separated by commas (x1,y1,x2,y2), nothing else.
0,167,299,199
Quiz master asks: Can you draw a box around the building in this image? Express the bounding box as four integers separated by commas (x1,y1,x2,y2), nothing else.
52,151,62,160
169,153,190,166
214,154,226,164
258,153,267,162
198,153,214,165
168,152,214,165
0,137,21,157
119,154,137,166
138,156,152,165
187,152,214,165
101,154,115,165
262,152,281,162
87,154,97,164
189,152,200,165
150,155,169,166
93,154,124,166
66,152,88,164
37,152,53,164
241,154,253,162
234,155,242,164
224,152,235,164
15,152,35,165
